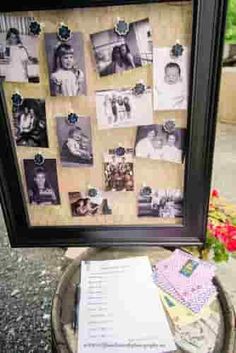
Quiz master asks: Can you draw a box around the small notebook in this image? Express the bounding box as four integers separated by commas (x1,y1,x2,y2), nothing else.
155,249,215,301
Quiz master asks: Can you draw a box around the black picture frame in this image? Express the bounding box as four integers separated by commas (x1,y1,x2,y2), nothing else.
0,0,228,247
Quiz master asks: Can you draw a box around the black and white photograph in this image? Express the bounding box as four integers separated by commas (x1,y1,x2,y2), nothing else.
90,18,152,77
153,47,189,111
44,32,87,96
23,159,61,205
96,87,153,129
12,98,48,148
69,190,112,217
104,150,134,191
56,116,93,167
135,124,186,164
0,14,40,83
138,188,183,218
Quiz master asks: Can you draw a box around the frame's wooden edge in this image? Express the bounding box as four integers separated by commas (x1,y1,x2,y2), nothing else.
0,0,190,12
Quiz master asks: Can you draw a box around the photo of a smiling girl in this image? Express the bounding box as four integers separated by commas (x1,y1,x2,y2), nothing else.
44,32,87,97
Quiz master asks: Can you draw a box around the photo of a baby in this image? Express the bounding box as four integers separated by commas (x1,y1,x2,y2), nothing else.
69,191,112,217
56,116,93,167
96,87,153,129
45,32,86,96
153,47,189,111
138,188,183,218
0,14,40,83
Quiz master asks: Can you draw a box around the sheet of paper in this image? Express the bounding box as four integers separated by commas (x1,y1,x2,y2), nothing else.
78,256,176,353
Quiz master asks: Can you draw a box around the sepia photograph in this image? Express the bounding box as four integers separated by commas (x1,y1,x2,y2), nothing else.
69,191,112,217
90,18,152,77
153,47,189,111
56,116,93,167
104,150,134,191
135,124,186,164
45,32,87,96
23,159,61,205
96,87,153,129
12,98,48,148
137,188,183,218
0,14,40,83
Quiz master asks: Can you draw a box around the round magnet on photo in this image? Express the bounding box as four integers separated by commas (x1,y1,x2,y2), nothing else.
67,113,79,125
132,82,146,96
115,146,126,157
114,19,129,36
163,119,176,134
141,186,152,196
57,24,72,42
171,43,184,58
11,93,23,107
29,21,42,36
88,188,98,198
34,153,45,166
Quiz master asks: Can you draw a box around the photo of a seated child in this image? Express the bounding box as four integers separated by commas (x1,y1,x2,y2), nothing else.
153,47,189,111
69,191,112,217
56,116,93,167
12,98,48,148
44,32,86,96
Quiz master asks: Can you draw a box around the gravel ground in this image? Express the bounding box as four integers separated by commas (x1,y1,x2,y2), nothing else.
0,208,68,353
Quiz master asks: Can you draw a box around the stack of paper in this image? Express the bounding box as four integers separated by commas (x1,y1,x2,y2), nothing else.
78,256,176,353
153,249,216,315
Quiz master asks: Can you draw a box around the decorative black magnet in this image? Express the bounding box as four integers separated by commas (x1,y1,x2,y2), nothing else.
58,24,72,41
115,146,126,157
163,119,176,134
171,43,184,58
34,153,45,166
11,92,23,107
132,82,146,96
88,188,98,198
29,21,42,36
67,113,79,125
140,186,152,196
114,19,129,36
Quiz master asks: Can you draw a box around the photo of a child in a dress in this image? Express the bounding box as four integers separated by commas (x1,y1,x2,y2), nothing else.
0,14,40,83
153,47,189,111
69,191,112,217
104,152,134,191
24,159,60,205
45,32,86,96
96,88,153,129
138,188,183,218
12,98,48,147
135,124,185,164
56,116,93,167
